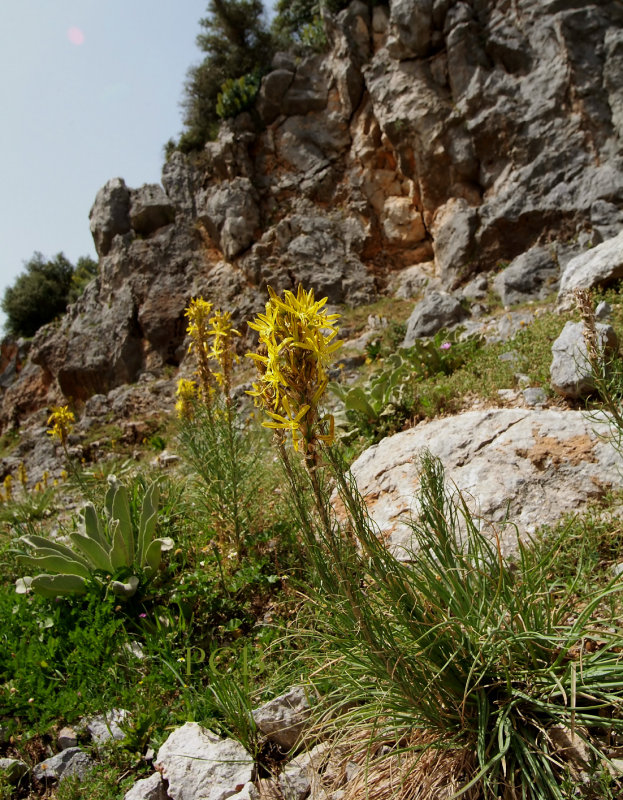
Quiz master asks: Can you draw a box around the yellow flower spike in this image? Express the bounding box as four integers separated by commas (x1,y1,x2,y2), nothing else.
245,284,341,454
176,378,198,419
3,474,13,501
17,462,27,489
46,406,75,447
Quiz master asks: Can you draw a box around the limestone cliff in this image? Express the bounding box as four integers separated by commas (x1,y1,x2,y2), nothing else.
1,0,622,428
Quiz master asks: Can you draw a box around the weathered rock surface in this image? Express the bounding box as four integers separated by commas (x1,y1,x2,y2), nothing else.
494,247,559,306
252,686,311,751
403,291,466,344
89,177,131,257
2,0,623,434
124,771,169,800
197,177,260,261
33,747,93,782
348,408,623,556
130,184,175,236
0,757,29,784
550,320,619,398
558,230,623,299
278,743,331,800
155,722,253,800
86,708,130,745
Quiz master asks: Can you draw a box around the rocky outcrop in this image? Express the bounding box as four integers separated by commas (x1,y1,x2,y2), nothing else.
550,320,618,398
2,0,623,429
347,408,623,557
154,722,254,800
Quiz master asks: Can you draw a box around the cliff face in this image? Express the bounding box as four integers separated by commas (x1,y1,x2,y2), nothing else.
2,0,622,426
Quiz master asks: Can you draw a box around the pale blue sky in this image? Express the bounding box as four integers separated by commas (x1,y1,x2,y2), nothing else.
0,1,272,332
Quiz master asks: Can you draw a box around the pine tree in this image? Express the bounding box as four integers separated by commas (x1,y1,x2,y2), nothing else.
180,0,273,150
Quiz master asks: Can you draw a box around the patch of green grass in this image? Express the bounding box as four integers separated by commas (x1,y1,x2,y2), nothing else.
413,306,574,419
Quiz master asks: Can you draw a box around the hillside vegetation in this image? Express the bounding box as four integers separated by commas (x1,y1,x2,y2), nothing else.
1,284,623,799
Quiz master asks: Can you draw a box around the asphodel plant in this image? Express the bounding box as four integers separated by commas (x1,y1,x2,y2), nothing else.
182,297,240,408
246,284,344,538
246,284,342,458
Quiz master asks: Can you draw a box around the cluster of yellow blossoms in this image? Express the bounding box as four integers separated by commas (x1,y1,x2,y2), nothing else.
246,285,342,453
177,297,240,417
46,405,75,447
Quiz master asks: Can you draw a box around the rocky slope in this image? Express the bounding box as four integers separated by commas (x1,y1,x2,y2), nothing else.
1,0,623,430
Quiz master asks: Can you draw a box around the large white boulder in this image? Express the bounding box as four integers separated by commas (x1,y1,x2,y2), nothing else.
348,408,623,556
155,722,253,800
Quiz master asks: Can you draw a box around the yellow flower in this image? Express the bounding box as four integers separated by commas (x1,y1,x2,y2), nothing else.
3,474,13,501
17,462,27,489
175,378,198,419
246,284,342,453
185,297,213,348
46,406,75,446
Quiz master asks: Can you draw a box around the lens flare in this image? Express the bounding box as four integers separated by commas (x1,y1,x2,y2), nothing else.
67,27,85,45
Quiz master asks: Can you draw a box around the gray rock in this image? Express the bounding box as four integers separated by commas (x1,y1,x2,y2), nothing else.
595,301,612,321
86,708,129,745
387,0,433,59
281,55,329,116
197,177,259,261
523,387,547,407
89,177,131,257
252,686,311,751
155,722,253,800
0,757,29,784
229,783,259,800
431,199,479,284
124,771,169,800
461,274,488,301
346,408,623,557
493,247,559,306
33,747,91,782
590,200,623,245
279,743,330,800
604,28,623,141
59,750,94,782
161,151,200,215
130,184,175,236
58,726,79,750
550,321,618,398
257,69,294,125
558,231,623,299
613,562,623,578
403,291,466,345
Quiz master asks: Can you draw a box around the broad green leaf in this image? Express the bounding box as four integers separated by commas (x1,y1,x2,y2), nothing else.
109,520,132,570
18,553,91,579
142,538,171,577
138,482,160,563
111,486,134,564
81,503,107,548
344,387,378,419
19,535,89,566
31,574,88,598
69,533,113,572
110,576,139,598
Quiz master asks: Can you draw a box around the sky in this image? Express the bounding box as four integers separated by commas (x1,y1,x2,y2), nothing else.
0,1,273,333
